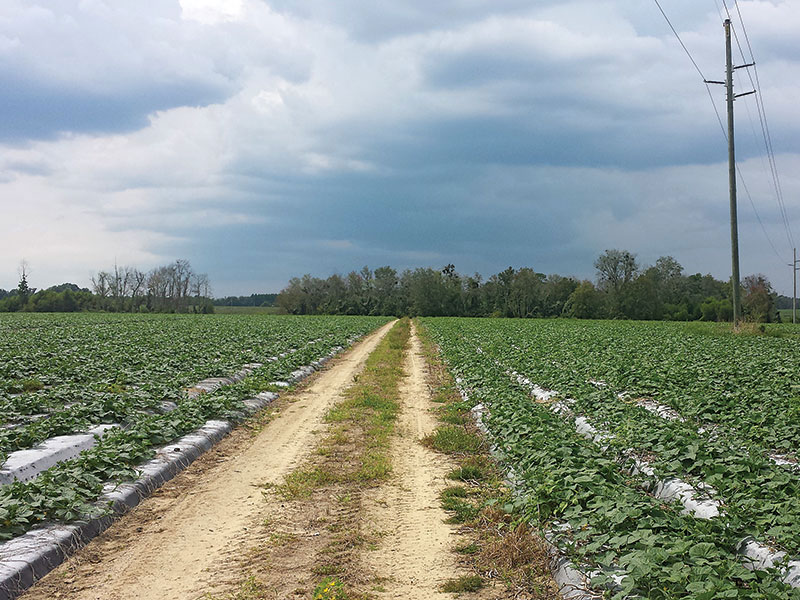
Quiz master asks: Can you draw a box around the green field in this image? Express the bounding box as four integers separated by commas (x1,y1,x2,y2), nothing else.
0,313,389,539
3,314,798,596
421,318,800,599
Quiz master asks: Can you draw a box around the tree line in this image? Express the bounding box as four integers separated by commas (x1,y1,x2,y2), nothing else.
276,250,779,322
214,293,278,307
0,260,214,313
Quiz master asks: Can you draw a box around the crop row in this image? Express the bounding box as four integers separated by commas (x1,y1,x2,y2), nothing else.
0,314,389,540
0,314,388,460
421,318,800,599
483,320,800,453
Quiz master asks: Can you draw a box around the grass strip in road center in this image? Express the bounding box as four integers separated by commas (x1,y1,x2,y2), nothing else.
216,319,410,600
278,318,409,498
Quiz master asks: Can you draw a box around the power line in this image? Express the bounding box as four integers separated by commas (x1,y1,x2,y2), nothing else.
738,164,786,262
653,0,788,262
733,0,757,68
726,23,785,250
722,1,788,227
653,0,706,79
698,13,780,260
731,81,795,261
715,0,793,250
653,0,727,137
722,0,795,251
711,0,727,28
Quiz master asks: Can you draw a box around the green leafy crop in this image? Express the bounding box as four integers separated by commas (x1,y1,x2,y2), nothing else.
0,313,390,540
422,317,800,599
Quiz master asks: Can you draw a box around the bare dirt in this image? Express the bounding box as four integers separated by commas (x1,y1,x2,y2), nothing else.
21,320,397,600
361,323,463,598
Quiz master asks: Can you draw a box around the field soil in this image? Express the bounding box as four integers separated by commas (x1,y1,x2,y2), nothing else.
361,324,461,598
21,320,396,600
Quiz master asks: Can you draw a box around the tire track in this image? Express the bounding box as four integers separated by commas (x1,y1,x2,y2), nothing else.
363,323,461,598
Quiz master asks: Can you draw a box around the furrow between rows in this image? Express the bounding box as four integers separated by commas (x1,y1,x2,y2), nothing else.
504,364,800,589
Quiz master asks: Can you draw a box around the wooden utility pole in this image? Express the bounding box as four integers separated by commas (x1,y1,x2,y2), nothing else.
725,19,742,325
707,19,754,326
791,247,798,324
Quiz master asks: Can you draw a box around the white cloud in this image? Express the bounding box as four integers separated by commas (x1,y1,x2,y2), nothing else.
180,0,244,25
0,175,176,289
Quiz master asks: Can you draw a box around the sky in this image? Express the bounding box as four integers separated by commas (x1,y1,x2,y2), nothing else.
1,0,799,297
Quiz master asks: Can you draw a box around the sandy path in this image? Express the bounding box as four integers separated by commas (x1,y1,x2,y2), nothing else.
364,323,459,598
22,320,396,600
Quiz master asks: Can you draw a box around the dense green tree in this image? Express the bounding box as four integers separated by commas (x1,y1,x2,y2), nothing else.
496,267,516,317
564,281,605,319
404,268,448,316
214,293,277,307
440,264,463,317
374,266,399,316
462,273,483,317
320,274,347,314
544,275,579,317
594,249,638,316
594,250,638,293
742,274,777,323
508,268,545,318
276,277,307,314
272,259,759,322
621,269,662,320
17,261,32,304
699,297,732,322
0,294,24,312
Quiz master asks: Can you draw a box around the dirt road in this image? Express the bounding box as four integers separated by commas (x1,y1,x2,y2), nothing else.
363,323,460,598
22,320,396,600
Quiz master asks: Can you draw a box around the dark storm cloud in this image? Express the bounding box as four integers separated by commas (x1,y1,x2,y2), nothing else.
0,0,311,141
154,161,632,295
0,74,229,141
